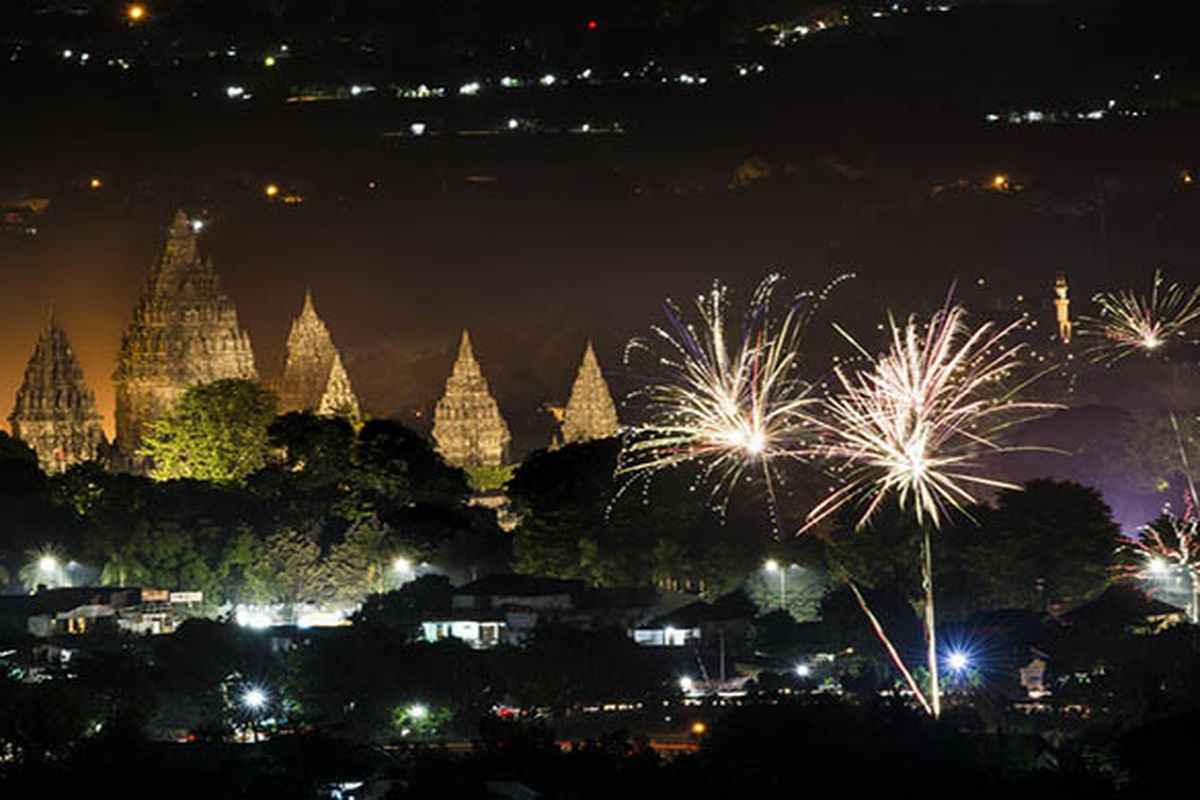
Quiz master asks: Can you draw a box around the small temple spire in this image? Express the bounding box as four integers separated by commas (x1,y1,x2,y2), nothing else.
10,314,107,472
432,330,511,467
278,290,360,418
560,339,620,445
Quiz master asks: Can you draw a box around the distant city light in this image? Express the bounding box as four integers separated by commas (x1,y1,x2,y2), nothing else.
126,4,146,22
946,650,971,672
763,559,780,573
263,55,276,67
264,183,280,198
62,49,73,59
409,122,427,136
507,118,519,130
393,556,412,574
407,703,427,720
241,687,268,711
225,85,245,99
679,676,694,692
190,219,204,233
459,81,481,96
586,19,599,30
500,76,519,88
795,664,811,678
89,177,102,190
690,721,707,735
991,173,1010,191
539,74,556,86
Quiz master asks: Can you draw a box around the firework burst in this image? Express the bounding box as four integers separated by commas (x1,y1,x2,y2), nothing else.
1084,270,1200,362
1116,493,1200,622
804,303,1053,532
803,300,1054,717
616,273,850,523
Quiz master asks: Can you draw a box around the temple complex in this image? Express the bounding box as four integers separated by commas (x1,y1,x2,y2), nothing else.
277,290,360,419
560,340,620,445
9,313,107,472
112,210,258,459
432,331,511,467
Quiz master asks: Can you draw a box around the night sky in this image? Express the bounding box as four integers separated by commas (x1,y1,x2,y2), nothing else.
2,0,1199,464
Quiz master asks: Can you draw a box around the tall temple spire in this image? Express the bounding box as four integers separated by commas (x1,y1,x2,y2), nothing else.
277,289,360,419
432,330,511,467
113,209,258,462
560,340,620,445
9,314,107,472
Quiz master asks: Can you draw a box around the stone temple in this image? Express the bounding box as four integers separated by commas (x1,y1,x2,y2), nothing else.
113,210,258,459
432,330,511,467
277,290,360,419
8,313,107,472
560,340,620,445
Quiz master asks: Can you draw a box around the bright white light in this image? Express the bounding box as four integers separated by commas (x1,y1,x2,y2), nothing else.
795,664,811,678
242,687,268,711
393,556,412,574
190,219,204,233
947,650,970,672
507,118,519,130
1148,557,1169,576
38,555,58,574
500,76,519,88
678,73,695,84
350,84,364,96
409,122,427,136
225,85,245,99
763,559,780,573
459,81,481,96
539,73,556,86
578,68,593,79
235,605,273,629
408,703,427,720
679,676,694,692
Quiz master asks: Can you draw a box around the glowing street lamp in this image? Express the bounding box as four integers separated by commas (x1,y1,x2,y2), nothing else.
264,183,280,199
393,556,412,574
126,4,146,23
946,650,970,673
38,554,59,575
242,687,268,711
407,703,427,720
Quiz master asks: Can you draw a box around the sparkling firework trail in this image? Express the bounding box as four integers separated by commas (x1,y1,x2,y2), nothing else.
804,303,1055,532
1084,270,1200,362
802,299,1054,718
1116,494,1200,622
615,273,851,525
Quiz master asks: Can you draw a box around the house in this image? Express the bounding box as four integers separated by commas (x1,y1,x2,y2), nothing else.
631,598,752,647
0,586,202,639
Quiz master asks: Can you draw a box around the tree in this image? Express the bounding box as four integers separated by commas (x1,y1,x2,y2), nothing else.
326,515,398,602
244,527,331,619
958,479,1117,612
141,379,277,484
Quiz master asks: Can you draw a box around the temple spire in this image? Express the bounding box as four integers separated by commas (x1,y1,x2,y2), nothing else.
560,340,620,445
432,330,511,467
278,290,360,419
113,209,258,463
9,314,107,472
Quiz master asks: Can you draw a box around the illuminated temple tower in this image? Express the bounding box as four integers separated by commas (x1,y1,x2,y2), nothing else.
113,211,258,460
8,313,107,472
277,290,360,419
1054,271,1072,343
432,330,511,467
560,340,619,445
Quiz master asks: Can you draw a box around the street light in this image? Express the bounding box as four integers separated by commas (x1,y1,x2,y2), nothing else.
946,649,971,673
393,556,412,574
407,703,427,720
38,555,59,575
241,687,268,711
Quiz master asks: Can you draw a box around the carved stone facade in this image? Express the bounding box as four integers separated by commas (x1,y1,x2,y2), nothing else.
432,331,511,467
113,211,258,458
9,314,107,472
277,290,360,419
561,340,620,445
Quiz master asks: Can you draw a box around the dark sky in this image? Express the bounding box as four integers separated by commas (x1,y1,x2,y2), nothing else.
3,0,1200,459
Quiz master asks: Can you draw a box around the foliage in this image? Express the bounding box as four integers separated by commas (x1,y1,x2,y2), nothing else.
465,464,515,492
244,528,331,618
142,379,278,484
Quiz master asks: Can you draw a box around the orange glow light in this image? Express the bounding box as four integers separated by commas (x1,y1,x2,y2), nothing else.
127,4,146,22
264,183,280,198
991,173,1009,191
690,721,707,735
89,177,103,190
